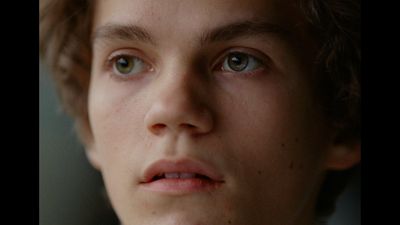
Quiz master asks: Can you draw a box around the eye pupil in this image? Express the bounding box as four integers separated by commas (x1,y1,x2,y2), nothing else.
228,53,248,71
116,57,134,74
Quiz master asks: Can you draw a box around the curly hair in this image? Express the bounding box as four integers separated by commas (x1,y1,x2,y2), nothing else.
40,0,93,143
298,0,360,221
39,0,360,222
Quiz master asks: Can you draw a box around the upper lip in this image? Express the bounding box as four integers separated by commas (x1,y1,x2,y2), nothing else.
140,158,224,183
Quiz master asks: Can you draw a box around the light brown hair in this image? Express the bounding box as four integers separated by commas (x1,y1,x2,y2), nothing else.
40,0,360,222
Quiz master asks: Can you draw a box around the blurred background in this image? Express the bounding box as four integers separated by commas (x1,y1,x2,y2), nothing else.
39,62,119,225
39,61,360,225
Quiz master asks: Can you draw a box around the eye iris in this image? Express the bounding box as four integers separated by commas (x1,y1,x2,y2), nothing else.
115,57,134,74
228,53,248,71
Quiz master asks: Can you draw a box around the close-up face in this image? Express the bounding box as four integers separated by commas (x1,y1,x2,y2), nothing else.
87,0,346,225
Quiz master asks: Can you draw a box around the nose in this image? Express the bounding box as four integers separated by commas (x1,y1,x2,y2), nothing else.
144,72,214,136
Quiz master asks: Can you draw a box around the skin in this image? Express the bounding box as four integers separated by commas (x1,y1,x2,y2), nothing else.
87,0,360,225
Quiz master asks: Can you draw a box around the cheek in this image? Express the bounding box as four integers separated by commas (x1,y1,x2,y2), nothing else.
89,76,146,140
217,68,328,166
225,92,326,183
88,78,153,171
88,84,153,219
216,79,329,218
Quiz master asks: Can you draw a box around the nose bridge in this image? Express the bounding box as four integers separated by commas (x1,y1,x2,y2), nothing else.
144,62,214,136
157,71,200,117
162,61,196,100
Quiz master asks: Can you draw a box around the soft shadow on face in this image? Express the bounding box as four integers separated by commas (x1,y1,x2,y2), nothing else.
86,0,357,225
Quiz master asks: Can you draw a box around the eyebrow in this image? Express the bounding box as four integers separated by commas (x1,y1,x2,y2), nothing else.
200,21,293,46
92,20,292,47
92,24,155,46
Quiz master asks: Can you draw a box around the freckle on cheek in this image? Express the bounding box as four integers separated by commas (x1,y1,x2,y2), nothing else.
257,170,262,175
224,202,232,211
289,161,294,169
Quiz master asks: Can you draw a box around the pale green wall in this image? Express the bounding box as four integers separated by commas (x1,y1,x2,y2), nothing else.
39,62,118,225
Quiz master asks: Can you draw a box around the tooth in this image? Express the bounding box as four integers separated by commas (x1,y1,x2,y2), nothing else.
165,173,179,179
180,173,196,179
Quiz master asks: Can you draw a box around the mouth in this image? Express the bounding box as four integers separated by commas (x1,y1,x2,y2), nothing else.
139,159,224,194
151,172,214,181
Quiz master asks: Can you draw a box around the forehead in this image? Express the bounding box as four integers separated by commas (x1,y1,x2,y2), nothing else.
92,0,305,37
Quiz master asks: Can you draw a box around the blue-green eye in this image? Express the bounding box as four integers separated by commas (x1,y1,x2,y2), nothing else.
113,55,147,76
222,52,261,72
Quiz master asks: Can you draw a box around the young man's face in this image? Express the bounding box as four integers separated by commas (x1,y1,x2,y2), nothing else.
88,0,339,224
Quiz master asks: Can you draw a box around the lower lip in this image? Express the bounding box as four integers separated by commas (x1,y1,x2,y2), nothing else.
140,178,223,194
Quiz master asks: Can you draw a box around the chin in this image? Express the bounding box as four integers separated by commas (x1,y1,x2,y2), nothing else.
122,210,228,225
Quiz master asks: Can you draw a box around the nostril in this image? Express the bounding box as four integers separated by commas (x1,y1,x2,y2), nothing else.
179,124,200,133
180,124,196,129
153,124,166,129
150,124,167,135
149,123,200,135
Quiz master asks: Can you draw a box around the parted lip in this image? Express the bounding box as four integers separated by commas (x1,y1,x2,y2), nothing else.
140,158,225,183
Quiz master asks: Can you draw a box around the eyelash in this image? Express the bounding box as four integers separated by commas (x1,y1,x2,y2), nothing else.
104,48,269,80
213,49,268,76
105,51,153,80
